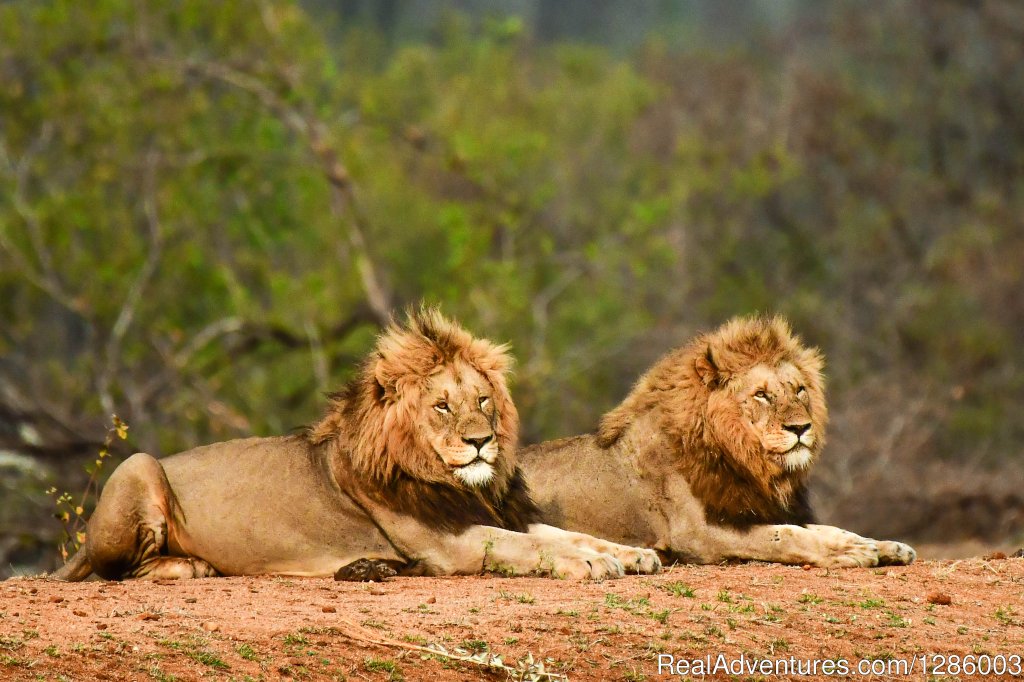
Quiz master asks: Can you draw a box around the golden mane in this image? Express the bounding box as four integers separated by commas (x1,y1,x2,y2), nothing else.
597,315,827,526
309,307,520,490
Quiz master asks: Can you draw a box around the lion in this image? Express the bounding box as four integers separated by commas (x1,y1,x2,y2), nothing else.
52,309,660,582
520,315,916,568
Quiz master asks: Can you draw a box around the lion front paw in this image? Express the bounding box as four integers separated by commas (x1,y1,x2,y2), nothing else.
547,550,625,580
876,540,916,566
606,545,661,575
812,527,879,568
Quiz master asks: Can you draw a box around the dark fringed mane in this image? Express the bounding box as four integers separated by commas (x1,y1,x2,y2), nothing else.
365,467,541,534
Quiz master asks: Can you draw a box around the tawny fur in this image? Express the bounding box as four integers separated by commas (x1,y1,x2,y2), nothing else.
520,315,916,568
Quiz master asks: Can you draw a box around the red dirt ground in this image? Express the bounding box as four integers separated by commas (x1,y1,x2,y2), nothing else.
2,556,1023,681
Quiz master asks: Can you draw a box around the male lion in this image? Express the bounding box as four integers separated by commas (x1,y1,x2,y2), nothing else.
53,310,659,581
520,315,916,568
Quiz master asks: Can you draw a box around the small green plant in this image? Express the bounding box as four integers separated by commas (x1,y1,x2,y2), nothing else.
147,665,178,682
48,416,129,562
283,632,309,646
187,650,229,670
886,611,909,628
704,625,724,639
400,634,427,646
461,639,488,653
859,597,885,609
660,581,695,598
499,591,535,604
798,593,823,605
994,606,1017,625
236,643,258,661
365,657,402,680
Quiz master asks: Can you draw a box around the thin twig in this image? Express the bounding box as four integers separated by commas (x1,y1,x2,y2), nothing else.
330,617,568,681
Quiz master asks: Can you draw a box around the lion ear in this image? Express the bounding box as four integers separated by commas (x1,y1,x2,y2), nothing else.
373,356,398,402
694,345,722,388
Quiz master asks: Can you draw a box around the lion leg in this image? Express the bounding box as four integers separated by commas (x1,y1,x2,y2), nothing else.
694,523,881,567
527,524,661,574
83,453,214,580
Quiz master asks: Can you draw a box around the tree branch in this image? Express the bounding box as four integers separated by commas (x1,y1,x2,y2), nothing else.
158,56,394,324
97,149,164,416
0,125,87,315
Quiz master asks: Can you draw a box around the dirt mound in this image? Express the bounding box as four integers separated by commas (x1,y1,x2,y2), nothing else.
2,557,1022,681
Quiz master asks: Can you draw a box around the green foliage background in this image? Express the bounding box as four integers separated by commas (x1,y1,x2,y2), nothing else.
1,0,1022,573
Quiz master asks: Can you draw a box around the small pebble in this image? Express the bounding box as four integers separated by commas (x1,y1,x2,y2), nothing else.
201,621,221,632
927,592,952,606
184,597,197,604
322,605,336,613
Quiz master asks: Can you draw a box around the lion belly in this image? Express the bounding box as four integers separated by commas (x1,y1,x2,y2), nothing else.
159,436,400,576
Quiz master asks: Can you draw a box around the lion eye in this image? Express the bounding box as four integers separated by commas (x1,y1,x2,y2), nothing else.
754,390,769,401
478,396,490,408
797,386,807,397
434,402,450,414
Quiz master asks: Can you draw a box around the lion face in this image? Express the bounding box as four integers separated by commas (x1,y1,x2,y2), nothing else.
420,361,501,487
691,318,827,484
594,315,827,524
312,308,520,492
730,363,817,472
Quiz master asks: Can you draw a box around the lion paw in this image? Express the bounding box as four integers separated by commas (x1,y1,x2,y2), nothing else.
606,545,661,575
813,527,879,568
334,558,399,582
876,541,916,566
549,551,625,580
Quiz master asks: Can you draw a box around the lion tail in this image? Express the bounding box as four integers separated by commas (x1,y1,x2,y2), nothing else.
49,550,93,582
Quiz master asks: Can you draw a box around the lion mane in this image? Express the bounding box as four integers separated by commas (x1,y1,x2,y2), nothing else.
597,315,827,528
308,308,539,533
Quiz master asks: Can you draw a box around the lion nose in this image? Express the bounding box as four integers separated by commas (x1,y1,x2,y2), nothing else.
462,434,493,452
783,422,811,438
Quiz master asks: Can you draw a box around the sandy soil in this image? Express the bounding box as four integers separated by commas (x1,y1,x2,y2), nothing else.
2,557,1022,681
